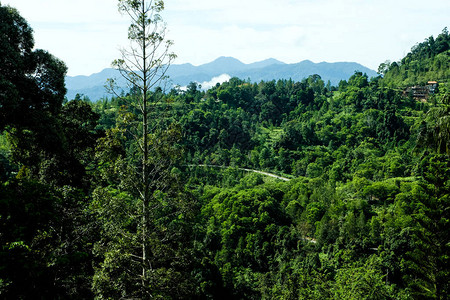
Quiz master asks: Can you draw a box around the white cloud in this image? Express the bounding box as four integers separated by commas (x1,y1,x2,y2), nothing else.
179,74,231,91
200,74,231,90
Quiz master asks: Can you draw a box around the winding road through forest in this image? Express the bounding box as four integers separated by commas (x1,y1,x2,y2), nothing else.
187,164,291,181
188,165,381,250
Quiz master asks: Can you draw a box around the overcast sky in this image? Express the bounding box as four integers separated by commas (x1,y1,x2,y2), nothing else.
3,0,449,76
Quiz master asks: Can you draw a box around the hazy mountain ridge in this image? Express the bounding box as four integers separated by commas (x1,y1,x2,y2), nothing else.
65,57,377,101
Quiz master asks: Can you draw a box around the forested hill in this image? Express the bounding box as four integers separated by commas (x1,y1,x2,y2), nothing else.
65,58,377,101
1,3,449,299
380,27,450,87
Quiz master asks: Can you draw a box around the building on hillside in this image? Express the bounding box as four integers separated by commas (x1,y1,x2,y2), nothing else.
427,81,438,94
403,81,439,101
411,86,429,100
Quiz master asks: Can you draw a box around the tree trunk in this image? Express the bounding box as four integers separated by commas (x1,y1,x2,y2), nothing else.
141,0,148,289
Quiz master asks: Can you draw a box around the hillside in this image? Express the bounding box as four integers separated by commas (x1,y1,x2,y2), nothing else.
381,27,450,87
86,37,449,297
65,57,377,101
2,3,449,298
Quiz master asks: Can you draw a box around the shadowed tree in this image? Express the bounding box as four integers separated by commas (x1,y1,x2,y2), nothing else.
0,5,98,298
0,4,67,172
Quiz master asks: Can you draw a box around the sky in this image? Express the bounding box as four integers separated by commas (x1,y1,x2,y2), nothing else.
3,0,449,76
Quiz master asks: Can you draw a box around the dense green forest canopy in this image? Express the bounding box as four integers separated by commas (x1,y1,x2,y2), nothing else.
1,3,449,299
380,27,450,87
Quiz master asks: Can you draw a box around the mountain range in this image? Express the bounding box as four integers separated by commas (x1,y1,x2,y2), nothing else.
65,57,378,101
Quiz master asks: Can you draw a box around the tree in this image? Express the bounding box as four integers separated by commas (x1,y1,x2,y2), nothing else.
332,256,396,299
377,60,391,76
97,0,183,297
417,87,450,155
0,4,67,176
0,5,66,132
405,154,450,299
0,4,33,130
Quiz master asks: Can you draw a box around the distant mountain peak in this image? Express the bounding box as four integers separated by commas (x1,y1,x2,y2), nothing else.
198,57,246,74
65,57,377,101
262,58,285,64
214,56,243,62
204,56,244,65
248,58,286,69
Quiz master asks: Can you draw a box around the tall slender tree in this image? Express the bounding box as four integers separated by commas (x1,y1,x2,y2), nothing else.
103,0,178,296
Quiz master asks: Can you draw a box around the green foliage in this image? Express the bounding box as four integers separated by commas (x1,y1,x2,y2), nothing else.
381,28,450,87
0,4,66,132
332,256,397,299
0,180,94,298
416,86,450,154
2,6,449,298
403,154,450,299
